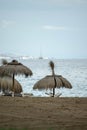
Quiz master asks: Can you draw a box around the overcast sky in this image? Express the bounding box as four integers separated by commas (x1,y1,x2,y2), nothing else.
0,0,87,59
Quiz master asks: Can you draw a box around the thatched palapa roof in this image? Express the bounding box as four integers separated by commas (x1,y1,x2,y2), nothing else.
0,60,33,76
0,59,33,96
33,75,72,90
0,76,22,93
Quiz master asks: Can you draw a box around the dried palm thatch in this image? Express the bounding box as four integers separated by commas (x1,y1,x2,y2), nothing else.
0,76,22,93
0,59,33,96
49,61,55,75
33,60,72,97
0,59,33,76
33,75,72,90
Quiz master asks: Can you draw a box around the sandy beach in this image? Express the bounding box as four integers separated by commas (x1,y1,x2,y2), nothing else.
0,96,87,130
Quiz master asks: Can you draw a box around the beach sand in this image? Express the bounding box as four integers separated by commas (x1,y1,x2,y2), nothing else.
0,96,87,130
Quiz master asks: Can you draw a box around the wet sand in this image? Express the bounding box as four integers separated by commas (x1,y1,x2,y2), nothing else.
0,97,87,130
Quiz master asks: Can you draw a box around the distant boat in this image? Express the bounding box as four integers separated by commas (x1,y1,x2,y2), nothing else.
39,56,43,59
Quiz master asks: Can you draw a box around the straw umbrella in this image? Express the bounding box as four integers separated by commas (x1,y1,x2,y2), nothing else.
0,59,33,96
0,76,22,94
33,61,72,97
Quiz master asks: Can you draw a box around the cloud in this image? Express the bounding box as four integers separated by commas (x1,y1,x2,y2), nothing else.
0,20,16,28
42,25,81,31
42,25,67,31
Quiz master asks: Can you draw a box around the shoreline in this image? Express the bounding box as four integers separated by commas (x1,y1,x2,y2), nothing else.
0,97,87,130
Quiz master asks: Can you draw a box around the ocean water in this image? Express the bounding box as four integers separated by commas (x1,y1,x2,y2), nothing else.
0,59,87,97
